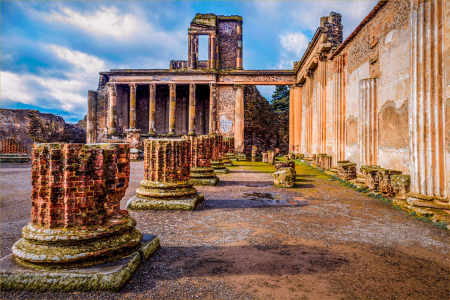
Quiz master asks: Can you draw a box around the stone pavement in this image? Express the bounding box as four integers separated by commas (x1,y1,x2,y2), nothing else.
1,161,449,299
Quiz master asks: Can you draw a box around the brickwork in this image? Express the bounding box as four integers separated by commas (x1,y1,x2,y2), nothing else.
186,135,213,168
0,137,27,154
143,138,191,183
30,143,129,229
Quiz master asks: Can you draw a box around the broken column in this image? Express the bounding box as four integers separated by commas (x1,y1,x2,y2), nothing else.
223,136,235,165
251,145,258,162
186,135,219,186
210,134,229,174
0,143,159,291
127,138,203,210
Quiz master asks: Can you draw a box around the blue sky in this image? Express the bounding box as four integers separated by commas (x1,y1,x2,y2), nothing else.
0,0,377,122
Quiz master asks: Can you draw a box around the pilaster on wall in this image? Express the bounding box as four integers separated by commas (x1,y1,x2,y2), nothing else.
318,57,327,153
293,85,303,153
333,55,346,163
359,78,378,166
409,0,447,200
289,87,294,153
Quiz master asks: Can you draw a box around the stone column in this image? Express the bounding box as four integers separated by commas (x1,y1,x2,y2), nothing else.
289,86,294,153
129,83,137,129
359,78,378,166
189,34,198,69
188,83,196,135
168,83,176,135
87,90,97,143
148,83,156,135
208,83,217,134
318,57,327,154
0,143,160,291
334,54,346,163
127,138,203,210
186,135,218,185
236,23,243,70
234,85,244,153
294,85,303,154
209,34,216,69
408,0,447,206
107,83,117,135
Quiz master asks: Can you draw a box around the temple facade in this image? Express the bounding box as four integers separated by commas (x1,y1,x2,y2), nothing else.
87,13,296,153
290,0,449,205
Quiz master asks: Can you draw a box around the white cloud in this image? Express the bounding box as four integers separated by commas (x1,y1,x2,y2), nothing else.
1,45,107,117
278,32,309,69
1,71,34,103
280,32,309,57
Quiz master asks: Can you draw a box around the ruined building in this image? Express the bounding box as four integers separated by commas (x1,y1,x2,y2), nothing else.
86,13,295,153
290,0,449,208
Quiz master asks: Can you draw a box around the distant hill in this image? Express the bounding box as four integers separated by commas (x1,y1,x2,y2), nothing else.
0,109,86,153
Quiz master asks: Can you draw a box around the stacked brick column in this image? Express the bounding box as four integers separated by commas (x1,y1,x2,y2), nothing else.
210,134,229,173
186,135,219,185
223,137,235,165
127,138,203,210
12,143,143,266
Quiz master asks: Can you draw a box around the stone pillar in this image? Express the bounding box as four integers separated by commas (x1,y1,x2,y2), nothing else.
188,83,196,135
293,85,303,154
236,23,243,70
289,86,294,153
1,143,160,291
148,83,156,135
186,135,219,185
334,54,346,163
129,83,137,129
209,34,216,69
208,83,217,134
359,78,378,166
168,83,176,135
234,85,244,153
87,90,97,143
318,57,327,154
408,0,448,207
251,145,258,162
188,34,198,69
127,138,203,210
107,83,117,135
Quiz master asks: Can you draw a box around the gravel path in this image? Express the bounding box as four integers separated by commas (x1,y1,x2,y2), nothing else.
1,161,449,299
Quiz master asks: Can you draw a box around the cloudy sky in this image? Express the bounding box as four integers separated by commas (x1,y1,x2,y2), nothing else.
0,0,377,122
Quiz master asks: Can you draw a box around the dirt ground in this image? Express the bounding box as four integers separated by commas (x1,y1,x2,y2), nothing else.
0,161,449,300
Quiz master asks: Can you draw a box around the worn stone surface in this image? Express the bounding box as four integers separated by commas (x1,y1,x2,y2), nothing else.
0,235,160,292
1,161,449,299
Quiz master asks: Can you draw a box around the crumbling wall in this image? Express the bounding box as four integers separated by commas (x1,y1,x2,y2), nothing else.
244,86,288,155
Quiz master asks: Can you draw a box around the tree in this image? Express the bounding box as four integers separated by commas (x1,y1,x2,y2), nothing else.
271,85,289,112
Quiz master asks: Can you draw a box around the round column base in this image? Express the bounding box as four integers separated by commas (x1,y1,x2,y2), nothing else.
12,217,142,268
189,167,219,186
127,181,204,210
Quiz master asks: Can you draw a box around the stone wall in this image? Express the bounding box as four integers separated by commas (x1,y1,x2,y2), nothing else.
0,109,86,153
244,86,289,155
